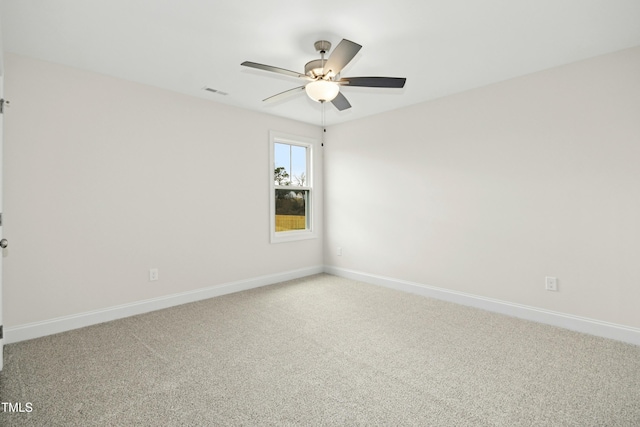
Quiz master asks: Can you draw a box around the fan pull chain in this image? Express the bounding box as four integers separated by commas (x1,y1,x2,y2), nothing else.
321,101,326,146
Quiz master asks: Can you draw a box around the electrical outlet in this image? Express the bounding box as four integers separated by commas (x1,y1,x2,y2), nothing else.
545,276,557,291
149,268,159,281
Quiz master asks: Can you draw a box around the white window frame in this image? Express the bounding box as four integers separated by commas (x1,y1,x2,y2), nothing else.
269,131,317,243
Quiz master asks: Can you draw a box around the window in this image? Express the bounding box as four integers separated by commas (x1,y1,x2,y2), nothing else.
269,131,316,243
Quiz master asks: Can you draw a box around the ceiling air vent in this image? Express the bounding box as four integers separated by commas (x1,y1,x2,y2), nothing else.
204,87,228,96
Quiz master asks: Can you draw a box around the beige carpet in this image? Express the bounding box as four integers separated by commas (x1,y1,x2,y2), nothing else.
1,273,639,426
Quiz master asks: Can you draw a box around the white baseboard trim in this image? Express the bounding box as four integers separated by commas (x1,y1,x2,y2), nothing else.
4,266,324,344
324,266,640,347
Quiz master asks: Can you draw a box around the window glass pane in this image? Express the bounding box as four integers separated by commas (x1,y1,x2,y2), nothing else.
275,189,308,231
274,143,291,185
270,132,315,241
290,145,307,187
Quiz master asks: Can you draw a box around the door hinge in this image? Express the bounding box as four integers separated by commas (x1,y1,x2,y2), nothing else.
0,325,3,340
0,98,9,114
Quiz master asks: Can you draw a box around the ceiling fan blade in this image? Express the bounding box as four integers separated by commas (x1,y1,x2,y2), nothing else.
263,86,306,103
323,39,362,77
241,61,308,79
339,76,406,88
331,91,351,111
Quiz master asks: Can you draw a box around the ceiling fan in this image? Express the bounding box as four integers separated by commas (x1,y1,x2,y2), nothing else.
241,39,406,111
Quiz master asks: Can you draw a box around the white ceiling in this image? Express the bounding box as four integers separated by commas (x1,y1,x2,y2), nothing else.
2,0,640,126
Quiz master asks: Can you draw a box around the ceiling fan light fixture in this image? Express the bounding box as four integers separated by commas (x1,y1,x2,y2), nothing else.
241,38,405,112
305,80,339,103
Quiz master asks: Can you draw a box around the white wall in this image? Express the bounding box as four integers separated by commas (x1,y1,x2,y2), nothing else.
3,53,323,327
325,46,640,329
4,46,640,340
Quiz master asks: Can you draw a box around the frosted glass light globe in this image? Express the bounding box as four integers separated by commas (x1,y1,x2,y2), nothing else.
305,80,339,103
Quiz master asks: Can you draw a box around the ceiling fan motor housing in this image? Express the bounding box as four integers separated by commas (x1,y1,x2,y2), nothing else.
306,41,333,78
305,59,326,78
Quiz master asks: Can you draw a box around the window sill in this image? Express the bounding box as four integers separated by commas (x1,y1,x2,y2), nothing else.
271,230,318,244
